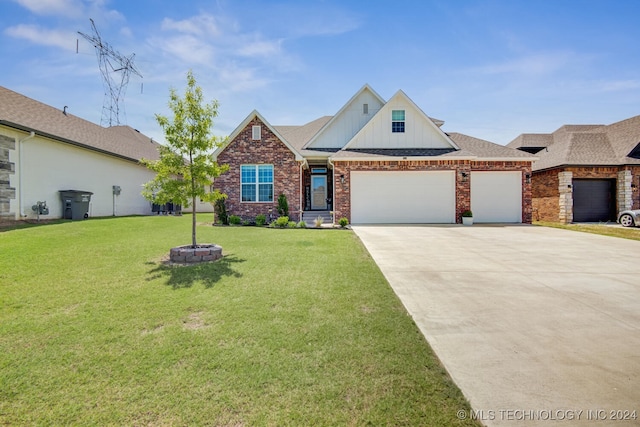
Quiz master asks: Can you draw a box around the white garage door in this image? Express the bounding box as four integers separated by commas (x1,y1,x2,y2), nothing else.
471,171,522,223
351,171,455,223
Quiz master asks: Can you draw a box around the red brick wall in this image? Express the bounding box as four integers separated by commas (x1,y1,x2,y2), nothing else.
532,169,559,222
532,165,640,222
214,117,301,222
333,160,532,223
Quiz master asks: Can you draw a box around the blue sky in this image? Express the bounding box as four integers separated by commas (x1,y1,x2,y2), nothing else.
1,0,639,145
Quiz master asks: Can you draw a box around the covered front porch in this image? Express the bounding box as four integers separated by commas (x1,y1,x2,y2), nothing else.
301,162,333,222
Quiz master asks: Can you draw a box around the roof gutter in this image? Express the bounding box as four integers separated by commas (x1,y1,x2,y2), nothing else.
18,131,36,217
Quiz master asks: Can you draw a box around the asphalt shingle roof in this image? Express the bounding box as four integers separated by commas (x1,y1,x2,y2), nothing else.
506,116,640,171
273,117,533,161
0,86,161,162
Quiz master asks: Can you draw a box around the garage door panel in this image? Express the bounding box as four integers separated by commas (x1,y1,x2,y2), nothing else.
572,179,615,222
471,171,522,223
351,171,455,224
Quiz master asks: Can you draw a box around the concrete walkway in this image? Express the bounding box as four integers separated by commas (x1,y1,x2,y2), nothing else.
352,225,640,426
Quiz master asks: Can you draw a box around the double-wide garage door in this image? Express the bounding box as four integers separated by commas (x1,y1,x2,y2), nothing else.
350,170,522,224
351,171,455,223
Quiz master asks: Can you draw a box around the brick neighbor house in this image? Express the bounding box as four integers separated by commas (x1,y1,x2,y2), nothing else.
213,85,535,224
507,116,640,223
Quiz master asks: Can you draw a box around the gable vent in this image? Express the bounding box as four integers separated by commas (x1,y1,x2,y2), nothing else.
252,125,261,141
363,103,368,114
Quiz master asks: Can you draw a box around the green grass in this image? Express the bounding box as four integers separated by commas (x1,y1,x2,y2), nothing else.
1,215,479,426
535,220,640,241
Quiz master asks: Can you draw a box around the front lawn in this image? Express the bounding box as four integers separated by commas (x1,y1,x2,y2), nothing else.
535,220,640,241
0,215,478,426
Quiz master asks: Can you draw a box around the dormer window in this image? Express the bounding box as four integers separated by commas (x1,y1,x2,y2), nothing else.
392,110,405,133
252,125,261,140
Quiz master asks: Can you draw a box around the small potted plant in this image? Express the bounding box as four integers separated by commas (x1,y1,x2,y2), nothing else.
462,210,473,226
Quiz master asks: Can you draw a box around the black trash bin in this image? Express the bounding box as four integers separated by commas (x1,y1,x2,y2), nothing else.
59,190,93,220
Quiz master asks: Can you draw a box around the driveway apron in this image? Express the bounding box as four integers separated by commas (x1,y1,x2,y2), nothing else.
352,225,640,426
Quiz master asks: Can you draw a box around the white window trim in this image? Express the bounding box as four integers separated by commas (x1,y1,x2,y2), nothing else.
240,164,274,203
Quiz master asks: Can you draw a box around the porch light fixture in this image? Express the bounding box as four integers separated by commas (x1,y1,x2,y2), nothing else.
525,173,531,184
461,172,468,182
340,174,345,185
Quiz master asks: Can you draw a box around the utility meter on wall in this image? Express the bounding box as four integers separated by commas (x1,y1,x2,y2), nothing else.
112,185,121,195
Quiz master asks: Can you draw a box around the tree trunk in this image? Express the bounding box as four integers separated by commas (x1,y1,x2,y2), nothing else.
192,194,197,247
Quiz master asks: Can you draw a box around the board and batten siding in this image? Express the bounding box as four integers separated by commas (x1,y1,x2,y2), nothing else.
306,90,383,149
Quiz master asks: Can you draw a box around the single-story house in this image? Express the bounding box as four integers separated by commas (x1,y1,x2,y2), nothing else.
507,116,640,223
0,85,209,222
213,85,536,224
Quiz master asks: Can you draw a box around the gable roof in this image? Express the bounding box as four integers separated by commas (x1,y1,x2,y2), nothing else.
341,89,459,153
303,84,385,150
507,116,640,171
213,109,304,161
0,85,161,162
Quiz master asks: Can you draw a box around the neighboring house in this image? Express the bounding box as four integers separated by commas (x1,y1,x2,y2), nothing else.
507,116,640,223
213,85,535,224
0,85,191,222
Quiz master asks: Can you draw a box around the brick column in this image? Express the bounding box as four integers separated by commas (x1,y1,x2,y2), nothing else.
558,171,573,224
617,169,632,213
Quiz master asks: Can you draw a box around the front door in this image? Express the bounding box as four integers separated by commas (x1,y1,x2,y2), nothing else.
311,175,327,210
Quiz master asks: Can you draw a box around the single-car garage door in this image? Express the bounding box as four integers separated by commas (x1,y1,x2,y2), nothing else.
572,179,615,222
351,171,455,223
471,171,522,223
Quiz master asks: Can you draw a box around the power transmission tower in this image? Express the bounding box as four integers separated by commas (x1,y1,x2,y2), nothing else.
78,19,142,127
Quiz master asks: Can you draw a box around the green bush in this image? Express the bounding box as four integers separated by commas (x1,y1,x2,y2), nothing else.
272,216,289,228
297,221,307,228
214,198,229,225
287,221,297,229
277,194,289,217
229,215,242,225
255,214,267,226
338,217,349,228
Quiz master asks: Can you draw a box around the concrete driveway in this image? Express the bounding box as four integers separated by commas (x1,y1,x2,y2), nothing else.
352,225,640,426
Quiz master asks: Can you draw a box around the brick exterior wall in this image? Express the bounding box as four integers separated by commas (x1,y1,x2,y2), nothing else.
0,134,16,221
333,160,532,224
214,117,302,222
532,166,640,223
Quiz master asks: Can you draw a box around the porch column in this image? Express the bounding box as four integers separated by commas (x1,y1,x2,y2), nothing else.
617,169,632,213
558,171,573,224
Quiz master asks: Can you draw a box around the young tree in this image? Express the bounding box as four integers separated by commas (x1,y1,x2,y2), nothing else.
142,70,228,247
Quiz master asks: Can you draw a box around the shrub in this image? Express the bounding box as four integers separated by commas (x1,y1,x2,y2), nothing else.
338,217,349,228
214,198,229,225
273,216,289,228
242,220,251,226
255,214,267,226
287,221,297,229
314,216,324,228
229,215,242,225
297,221,307,228
462,210,473,218
277,194,289,217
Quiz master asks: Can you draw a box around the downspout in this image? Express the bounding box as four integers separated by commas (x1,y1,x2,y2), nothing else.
327,157,336,225
18,131,36,218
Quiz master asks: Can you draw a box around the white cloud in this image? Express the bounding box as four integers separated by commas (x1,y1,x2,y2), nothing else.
161,35,214,65
161,14,221,37
237,39,283,58
12,0,83,17
5,24,76,51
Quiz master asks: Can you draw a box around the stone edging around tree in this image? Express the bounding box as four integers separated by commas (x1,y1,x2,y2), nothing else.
169,244,223,263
